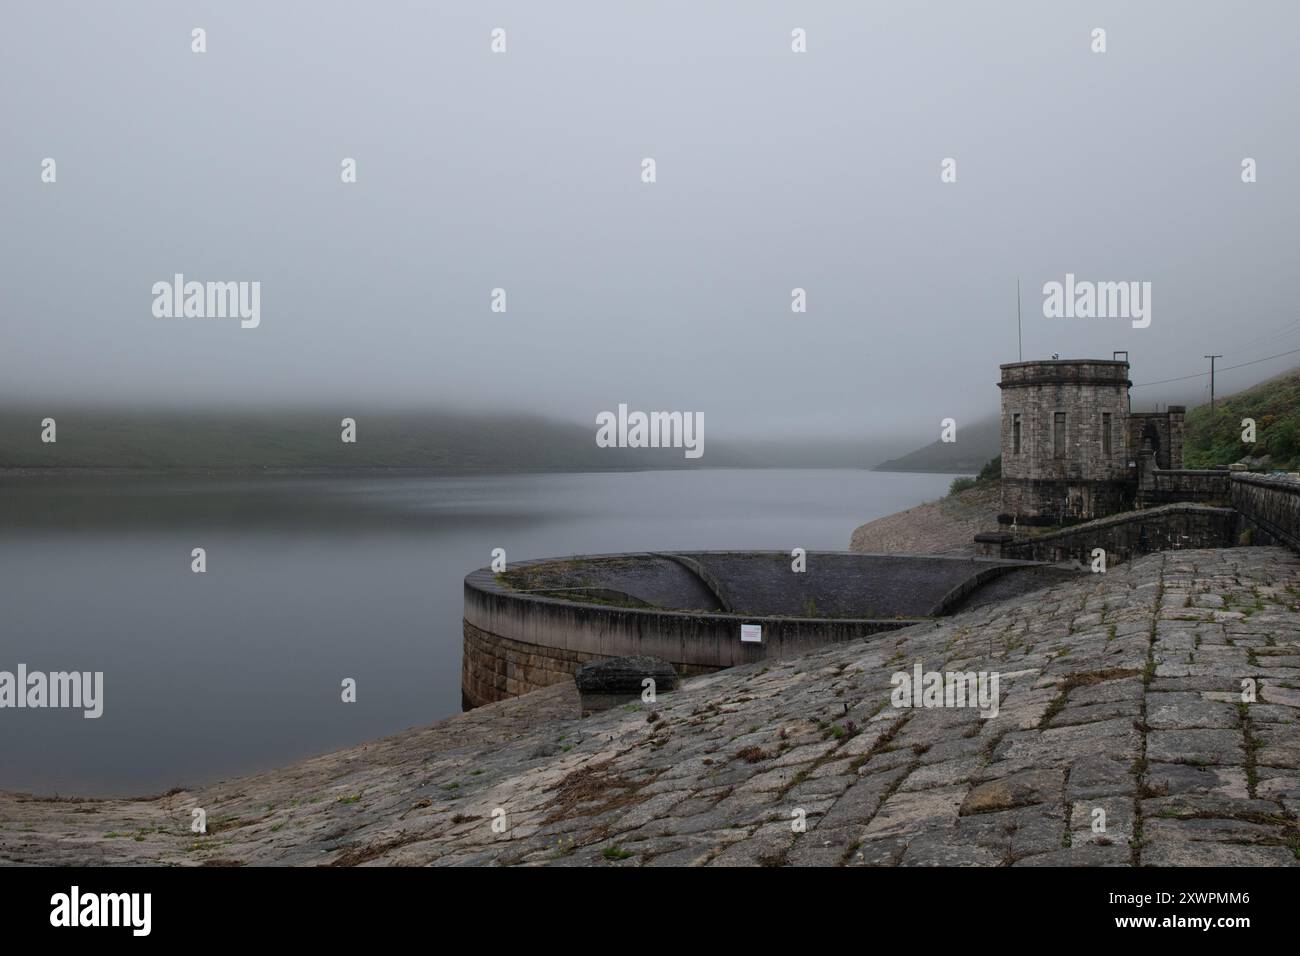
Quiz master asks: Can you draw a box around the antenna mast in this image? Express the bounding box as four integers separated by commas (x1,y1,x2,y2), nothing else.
1016,277,1023,362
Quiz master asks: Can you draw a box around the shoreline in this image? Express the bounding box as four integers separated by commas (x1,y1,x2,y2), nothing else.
850,480,1001,554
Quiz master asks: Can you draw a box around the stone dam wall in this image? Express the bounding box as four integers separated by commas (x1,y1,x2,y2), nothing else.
996,503,1239,565
1141,468,1233,507
1232,473,1300,551
981,472,1300,566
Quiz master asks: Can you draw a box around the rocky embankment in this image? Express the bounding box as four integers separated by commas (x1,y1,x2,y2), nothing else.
850,481,1001,555
3,547,1298,867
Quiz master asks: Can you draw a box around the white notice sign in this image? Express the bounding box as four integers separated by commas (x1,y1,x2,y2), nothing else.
741,623,762,643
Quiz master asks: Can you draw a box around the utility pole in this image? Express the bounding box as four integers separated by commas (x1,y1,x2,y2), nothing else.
1205,355,1223,411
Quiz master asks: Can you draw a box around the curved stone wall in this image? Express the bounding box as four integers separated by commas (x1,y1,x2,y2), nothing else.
461,551,1062,708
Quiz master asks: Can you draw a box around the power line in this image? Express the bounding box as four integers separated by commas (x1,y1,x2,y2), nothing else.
1221,317,1300,357
1131,345,1300,389
1219,348,1300,374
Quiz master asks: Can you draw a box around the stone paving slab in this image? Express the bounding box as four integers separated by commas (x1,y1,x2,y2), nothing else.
3,547,1299,866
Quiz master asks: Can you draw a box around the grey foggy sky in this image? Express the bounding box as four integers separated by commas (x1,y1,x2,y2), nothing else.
2,0,1298,441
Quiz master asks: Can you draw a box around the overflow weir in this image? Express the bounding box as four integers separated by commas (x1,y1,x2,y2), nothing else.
462,551,1080,708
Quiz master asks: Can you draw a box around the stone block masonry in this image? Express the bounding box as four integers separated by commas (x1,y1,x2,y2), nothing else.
999,359,1133,522
462,621,713,709
1232,473,1300,552
984,473,1300,568
462,621,612,710
1141,469,1232,507
1001,504,1238,564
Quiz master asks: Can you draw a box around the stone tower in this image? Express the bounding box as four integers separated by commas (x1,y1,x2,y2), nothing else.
998,358,1133,523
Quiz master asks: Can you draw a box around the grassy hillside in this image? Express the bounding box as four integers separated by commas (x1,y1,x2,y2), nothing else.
1183,368,1300,471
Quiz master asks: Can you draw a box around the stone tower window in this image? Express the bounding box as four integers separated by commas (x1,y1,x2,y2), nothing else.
1102,412,1112,456
1053,412,1066,458
1012,413,1021,454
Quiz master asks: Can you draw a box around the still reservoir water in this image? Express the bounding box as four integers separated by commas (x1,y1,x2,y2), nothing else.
0,469,955,796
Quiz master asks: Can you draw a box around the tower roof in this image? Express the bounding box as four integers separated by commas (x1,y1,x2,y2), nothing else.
999,358,1131,389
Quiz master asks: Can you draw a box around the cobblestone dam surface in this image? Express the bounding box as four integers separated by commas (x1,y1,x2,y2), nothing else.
3,548,1298,866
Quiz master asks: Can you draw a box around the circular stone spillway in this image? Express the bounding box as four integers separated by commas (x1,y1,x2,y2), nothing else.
461,551,1078,708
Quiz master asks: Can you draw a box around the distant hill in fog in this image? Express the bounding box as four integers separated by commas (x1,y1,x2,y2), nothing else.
872,417,1001,474
0,406,908,473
